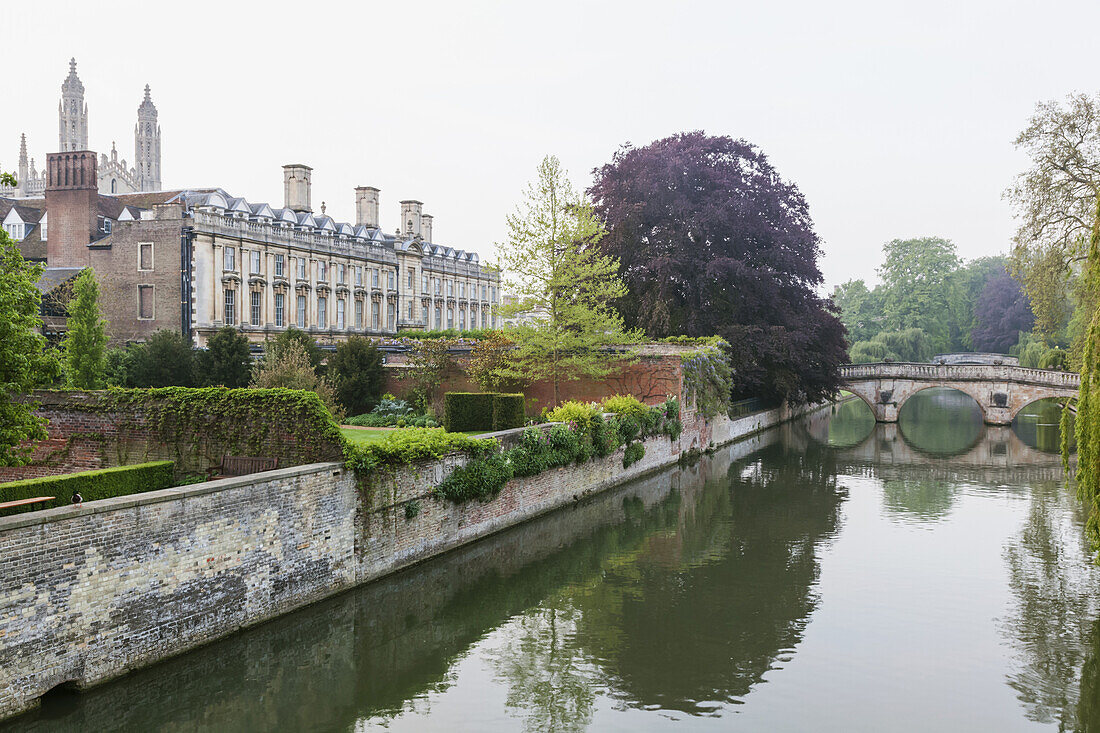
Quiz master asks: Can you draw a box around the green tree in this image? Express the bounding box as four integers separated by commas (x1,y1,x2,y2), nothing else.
405,338,455,412
328,336,384,417
0,227,60,464
251,340,344,422
1067,197,1100,557
496,155,639,407
831,279,883,344
198,326,252,387
878,237,960,352
264,327,325,374
61,268,109,389
945,256,1007,351
467,331,524,392
129,330,196,387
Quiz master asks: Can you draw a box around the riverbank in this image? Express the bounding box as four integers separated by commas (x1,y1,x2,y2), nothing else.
0,400,823,722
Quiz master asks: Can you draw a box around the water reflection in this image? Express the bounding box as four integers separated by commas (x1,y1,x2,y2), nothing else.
1015,399,1075,454
898,388,984,457
7,400,1100,732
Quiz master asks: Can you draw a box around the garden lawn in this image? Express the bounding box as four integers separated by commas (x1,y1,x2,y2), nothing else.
339,427,393,445
339,426,490,446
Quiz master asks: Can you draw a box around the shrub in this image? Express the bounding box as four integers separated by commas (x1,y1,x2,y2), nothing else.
492,393,526,431
601,394,650,420
0,460,175,517
592,418,621,457
329,337,385,416
433,453,513,502
546,401,601,433
129,330,197,387
251,341,344,422
444,392,496,432
614,415,640,445
344,428,498,473
404,499,421,519
623,442,645,468
346,412,439,428
197,326,252,388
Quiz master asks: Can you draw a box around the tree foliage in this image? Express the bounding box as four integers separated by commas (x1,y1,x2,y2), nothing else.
0,228,60,464
848,328,933,363
972,270,1034,352
466,331,524,392
589,131,846,404
62,268,108,389
834,246,1010,358
128,330,197,387
197,326,252,388
877,237,960,350
1067,197,1100,557
328,336,384,416
1008,92,1100,348
251,340,344,422
405,338,455,411
264,327,325,374
499,155,639,406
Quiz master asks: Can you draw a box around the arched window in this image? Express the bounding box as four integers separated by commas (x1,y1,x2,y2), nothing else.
111,179,117,193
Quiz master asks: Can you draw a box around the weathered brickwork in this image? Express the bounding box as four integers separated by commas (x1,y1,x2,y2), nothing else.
0,391,344,483
0,401,823,721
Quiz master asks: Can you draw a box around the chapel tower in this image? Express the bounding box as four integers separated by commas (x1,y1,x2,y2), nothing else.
135,85,162,191
58,58,88,152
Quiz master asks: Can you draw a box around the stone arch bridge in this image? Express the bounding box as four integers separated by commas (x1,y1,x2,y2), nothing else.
839,362,1080,425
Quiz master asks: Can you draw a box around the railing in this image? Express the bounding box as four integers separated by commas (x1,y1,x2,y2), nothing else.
838,362,1080,388
727,397,781,419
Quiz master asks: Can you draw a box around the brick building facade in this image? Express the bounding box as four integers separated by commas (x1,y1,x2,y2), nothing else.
5,153,499,347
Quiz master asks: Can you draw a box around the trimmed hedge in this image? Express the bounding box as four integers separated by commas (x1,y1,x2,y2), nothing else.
0,460,176,518
444,392,496,432
492,393,526,431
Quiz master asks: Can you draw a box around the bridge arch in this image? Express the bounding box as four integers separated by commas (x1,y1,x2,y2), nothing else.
839,362,1080,426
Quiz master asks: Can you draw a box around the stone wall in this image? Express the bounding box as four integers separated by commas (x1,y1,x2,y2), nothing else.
0,400,819,722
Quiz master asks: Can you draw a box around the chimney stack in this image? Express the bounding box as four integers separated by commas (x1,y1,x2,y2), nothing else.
420,214,433,243
399,200,423,237
282,164,312,213
355,186,380,228
45,151,98,266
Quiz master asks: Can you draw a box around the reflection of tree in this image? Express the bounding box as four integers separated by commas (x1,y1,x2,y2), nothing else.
881,478,956,522
1014,399,1074,455
897,388,983,456
488,601,597,732
827,399,875,448
1003,481,1100,730
571,442,845,715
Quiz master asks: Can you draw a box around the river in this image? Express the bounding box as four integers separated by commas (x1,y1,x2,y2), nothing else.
5,389,1098,732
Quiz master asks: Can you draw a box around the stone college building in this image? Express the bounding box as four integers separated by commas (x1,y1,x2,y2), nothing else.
1,61,500,347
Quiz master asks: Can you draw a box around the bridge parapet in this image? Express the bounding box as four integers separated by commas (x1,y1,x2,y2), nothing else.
839,362,1080,388
839,362,1079,425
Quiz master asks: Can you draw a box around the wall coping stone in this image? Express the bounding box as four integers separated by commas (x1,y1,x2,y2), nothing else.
0,461,344,533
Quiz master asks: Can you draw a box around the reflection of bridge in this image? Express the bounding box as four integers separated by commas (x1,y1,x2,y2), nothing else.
840,362,1079,425
801,407,1070,485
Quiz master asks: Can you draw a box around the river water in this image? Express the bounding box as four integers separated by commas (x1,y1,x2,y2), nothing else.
7,389,1100,732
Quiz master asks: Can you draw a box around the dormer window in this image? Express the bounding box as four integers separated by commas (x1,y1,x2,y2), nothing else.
2,223,23,241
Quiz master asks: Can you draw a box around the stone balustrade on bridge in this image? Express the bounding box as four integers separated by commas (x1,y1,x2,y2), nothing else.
838,362,1080,425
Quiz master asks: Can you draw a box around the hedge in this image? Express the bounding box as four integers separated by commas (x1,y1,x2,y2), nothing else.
444,392,496,432
0,460,176,518
492,393,525,431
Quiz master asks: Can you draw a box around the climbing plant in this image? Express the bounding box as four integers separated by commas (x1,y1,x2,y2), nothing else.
680,338,734,418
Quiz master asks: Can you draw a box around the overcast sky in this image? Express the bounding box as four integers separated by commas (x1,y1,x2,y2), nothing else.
3,0,1098,289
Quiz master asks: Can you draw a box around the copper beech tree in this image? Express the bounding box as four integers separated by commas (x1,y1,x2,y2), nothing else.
589,132,847,404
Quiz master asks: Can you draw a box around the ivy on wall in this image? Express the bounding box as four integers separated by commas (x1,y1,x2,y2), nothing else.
39,387,345,473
